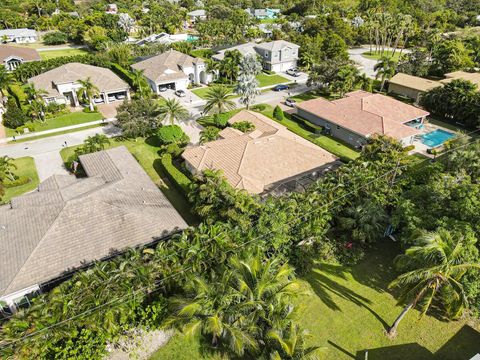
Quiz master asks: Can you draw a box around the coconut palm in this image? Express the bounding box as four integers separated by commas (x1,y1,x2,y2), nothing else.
77,77,100,111
83,134,110,152
387,229,480,337
131,69,147,99
158,98,190,125
268,322,323,360
356,73,373,92
203,86,236,115
24,83,47,103
332,65,359,97
374,57,397,92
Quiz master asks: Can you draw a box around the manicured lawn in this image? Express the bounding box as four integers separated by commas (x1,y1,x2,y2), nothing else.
191,74,288,99
59,137,198,225
1,157,39,204
150,242,480,360
8,123,103,144
362,50,404,62
6,112,103,137
191,85,236,99
190,49,213,59
256,73,289,88
258,104,360,162
39,48,90,60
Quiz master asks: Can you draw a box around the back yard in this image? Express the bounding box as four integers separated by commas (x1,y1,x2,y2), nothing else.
150,241,480,360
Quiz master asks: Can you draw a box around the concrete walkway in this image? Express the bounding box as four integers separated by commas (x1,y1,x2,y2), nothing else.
0,118,115,144
33,151,70,181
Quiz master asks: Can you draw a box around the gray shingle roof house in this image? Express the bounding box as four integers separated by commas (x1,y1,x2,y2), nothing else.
0,146,187,313
0,28,38,43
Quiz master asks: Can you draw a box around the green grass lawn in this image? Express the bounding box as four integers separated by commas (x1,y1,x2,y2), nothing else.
191,74,288,99
1,157,39,204
256,73,289,88
150,241,480,360
190,49,213,59
361,50,404,62
6,112,103,137
59,137,198,225
258,104,360,162
39,48,90,60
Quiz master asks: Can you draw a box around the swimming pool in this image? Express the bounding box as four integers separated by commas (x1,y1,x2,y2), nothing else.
187,35,199,42
421,129,455,148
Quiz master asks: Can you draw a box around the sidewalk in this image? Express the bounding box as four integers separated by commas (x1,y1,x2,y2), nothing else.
0,118,115,144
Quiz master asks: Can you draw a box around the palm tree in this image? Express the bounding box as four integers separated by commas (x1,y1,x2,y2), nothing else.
387,229,480,337
83,134,110,152
203,86,236,115
332,66,359,98
24,83,47,103
0,156,17,181
77,77,99,111
158,98,190,125
374,57,397,92
268,322,323,360
356,73,373,92
131,69,147,99
0,66,13,96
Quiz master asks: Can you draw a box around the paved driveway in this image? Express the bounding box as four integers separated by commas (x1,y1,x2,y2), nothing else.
98,102,122,119
348,46,411,79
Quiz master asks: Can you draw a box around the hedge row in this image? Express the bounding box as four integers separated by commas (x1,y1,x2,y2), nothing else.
290,113,323,133
7,83,27,108
4,176,31,188
160,153,192,194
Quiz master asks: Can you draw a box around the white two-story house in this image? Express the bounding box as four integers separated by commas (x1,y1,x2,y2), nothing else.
213,40,299,73
132,50,212,93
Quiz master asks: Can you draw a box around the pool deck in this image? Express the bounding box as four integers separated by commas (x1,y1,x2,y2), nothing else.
411,120,457,157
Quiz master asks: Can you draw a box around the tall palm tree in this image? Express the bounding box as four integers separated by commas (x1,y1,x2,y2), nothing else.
203,86,236,115
77,77,99,111
0,66,13,96
387,229,480,337
158,98,190,125
332,66,359,97
131,69,147,99
374,57,397,92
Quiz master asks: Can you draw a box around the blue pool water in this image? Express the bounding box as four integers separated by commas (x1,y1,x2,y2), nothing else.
187,35,199,42
421,129,455,148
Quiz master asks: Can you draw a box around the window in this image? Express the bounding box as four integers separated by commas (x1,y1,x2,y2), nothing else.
336,125,340,130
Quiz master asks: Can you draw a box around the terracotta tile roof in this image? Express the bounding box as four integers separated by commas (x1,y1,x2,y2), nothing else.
0,45,40,63
132,50,203,83
182,110,338,194
28,63,129,98
296,91,426,140
0,146,187,297
389,73,442,92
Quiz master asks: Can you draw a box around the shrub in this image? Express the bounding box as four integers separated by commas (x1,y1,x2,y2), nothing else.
43,31,68,45
45,102,68,116
160,153,192,194
163,143,183,158
273,105,284,121
3,99,28,129
200,126,221,144
15,123,35,134
8,83,27,107
263,69,275,75
157,125,189,146
82,106,98,113
251,104,266,111
213,113,229,128
231,121,255,133
4,176,31,188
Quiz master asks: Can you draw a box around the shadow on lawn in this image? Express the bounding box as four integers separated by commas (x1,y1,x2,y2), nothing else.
308,268,390,330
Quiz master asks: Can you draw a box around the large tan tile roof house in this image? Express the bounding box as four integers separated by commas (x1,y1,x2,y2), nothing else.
388,71,480,102
0,44,40,71
296,91,428,148
441,71,480,88
28,62,130,106
182,110,338,194
132,49,210,93
0,146,186,312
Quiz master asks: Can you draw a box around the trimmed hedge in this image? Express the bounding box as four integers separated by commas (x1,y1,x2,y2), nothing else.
7,83,28,108
4,176,31,188
160,153,192,194
290,114,323,133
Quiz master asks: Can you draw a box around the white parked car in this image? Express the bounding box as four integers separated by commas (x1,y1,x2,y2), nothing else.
285,98,297,107
108,96,116,102
93,97,104,104
116,94,126,100
286,68,300,77
158,86,168,92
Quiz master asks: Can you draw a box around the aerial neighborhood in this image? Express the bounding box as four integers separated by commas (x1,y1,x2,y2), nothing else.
0,0,479,359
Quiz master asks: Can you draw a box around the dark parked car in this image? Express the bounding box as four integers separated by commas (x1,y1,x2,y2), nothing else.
273,84,289,92
175,89,186,97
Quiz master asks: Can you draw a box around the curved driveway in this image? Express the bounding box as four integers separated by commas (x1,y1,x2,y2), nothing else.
348,46,411,79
